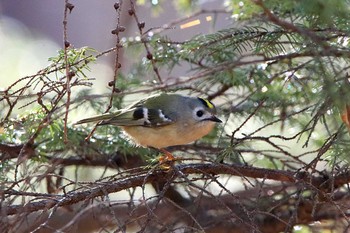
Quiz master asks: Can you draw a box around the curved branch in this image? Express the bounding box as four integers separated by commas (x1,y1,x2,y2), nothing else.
2,162,349,216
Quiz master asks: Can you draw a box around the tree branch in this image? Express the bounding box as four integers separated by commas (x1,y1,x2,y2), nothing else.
2,162,349,216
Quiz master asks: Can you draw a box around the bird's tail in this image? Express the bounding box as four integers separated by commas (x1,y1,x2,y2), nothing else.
74,113,117,125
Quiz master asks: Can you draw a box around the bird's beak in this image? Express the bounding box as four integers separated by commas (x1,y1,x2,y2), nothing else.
209,115,222,123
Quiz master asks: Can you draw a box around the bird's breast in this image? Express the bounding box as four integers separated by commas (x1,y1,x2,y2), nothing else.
121,121,215,148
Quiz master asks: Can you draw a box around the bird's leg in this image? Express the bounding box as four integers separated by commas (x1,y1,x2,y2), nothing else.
158,148,175,163
148,147,177,167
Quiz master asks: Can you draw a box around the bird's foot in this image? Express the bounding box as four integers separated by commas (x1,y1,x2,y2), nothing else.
158,148,175,163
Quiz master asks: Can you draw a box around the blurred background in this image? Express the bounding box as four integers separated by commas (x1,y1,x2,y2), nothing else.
0,0,231,89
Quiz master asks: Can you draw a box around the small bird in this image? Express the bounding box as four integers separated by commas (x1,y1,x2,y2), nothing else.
75,93,222,159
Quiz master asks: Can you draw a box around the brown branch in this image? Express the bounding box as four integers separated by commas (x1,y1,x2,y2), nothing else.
0,143,146,171
63,0,73,143
253,0,330,48
129,0,163,84
2,162,350,216
6,191,350,233
107,1,124,111
83,2,125,142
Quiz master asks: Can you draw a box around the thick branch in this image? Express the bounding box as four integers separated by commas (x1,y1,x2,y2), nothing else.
2,162,349,216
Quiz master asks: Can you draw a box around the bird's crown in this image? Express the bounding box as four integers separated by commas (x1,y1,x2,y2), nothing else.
198,97,215,109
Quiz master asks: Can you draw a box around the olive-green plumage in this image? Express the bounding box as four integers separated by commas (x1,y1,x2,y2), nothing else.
75,93,221,148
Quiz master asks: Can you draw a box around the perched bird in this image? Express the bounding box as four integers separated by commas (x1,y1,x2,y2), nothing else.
75,93,222,159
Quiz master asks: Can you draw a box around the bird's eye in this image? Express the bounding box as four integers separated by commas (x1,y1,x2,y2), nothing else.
196,110,204,117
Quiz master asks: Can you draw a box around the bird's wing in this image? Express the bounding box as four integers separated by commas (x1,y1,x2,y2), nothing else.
98,107,174,127
75,93,177,127
75,107,174,127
